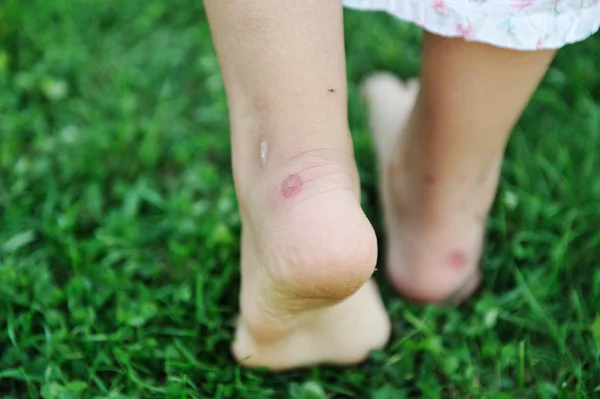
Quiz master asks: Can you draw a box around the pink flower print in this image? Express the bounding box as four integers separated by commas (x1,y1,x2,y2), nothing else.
433,0,450,16
512,0,534,11
537,37,544,48
471,0,489,10
456,23,473,39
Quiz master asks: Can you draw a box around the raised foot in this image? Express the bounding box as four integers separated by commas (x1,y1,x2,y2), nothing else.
362,72,483,304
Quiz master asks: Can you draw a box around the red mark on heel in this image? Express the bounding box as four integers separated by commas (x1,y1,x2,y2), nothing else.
281,174,303,198
449,250,467,270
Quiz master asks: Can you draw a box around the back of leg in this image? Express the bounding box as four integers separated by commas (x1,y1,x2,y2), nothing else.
205,0,389,370
385,33,555,302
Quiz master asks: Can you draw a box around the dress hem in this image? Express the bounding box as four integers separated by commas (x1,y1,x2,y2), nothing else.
343,0,600,51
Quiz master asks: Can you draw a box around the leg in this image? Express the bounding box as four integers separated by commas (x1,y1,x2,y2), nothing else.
204,0,390,370
363,33,555,303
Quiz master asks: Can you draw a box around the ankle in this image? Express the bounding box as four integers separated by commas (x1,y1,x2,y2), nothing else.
238,145,359,216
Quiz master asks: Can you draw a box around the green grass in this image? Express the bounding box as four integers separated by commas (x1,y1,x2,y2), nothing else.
1,1,600,397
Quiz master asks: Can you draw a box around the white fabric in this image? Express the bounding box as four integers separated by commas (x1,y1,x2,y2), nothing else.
343,0,600,50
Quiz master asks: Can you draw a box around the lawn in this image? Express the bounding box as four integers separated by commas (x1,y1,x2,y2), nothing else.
1,1,599,398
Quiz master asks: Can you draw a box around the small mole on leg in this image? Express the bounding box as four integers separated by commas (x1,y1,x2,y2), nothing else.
282,175,303,199
424,174,436,185
449,250,467,270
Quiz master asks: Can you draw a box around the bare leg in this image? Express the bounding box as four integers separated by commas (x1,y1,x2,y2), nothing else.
204,0,390,370
363,33,555,303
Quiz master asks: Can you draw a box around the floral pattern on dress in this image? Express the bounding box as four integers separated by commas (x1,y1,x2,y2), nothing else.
343,0,600,50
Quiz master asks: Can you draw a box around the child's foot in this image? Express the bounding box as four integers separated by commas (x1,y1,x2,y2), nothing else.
232,153,391,371
362,73,490,304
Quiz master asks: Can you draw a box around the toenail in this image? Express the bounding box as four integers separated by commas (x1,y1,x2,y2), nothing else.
282,174,303,198
449,250,467,270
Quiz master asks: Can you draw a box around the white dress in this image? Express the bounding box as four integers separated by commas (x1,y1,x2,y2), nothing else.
342,0,600,51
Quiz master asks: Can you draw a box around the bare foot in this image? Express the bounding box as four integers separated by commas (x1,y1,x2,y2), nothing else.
232,153,391,371
362,73,485,304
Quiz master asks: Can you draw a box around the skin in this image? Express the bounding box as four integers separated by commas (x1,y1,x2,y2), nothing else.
365,33,555,303
281,175,303,199
204,0,557,369
204,0,352,193
205,0,390,371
